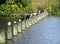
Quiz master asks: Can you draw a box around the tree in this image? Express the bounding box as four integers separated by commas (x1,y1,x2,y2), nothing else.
15,0,31,7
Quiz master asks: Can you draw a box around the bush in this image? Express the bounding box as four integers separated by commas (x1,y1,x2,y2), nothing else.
51,4,60,16
0,0,32,17
15,0,31,8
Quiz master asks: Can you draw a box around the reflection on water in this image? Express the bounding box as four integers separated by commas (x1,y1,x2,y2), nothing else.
6,33,23,44
1,16,60,44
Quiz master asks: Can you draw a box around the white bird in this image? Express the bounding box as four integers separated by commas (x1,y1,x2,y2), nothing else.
19,19,21,22
14,21,16,23
8,21,11,25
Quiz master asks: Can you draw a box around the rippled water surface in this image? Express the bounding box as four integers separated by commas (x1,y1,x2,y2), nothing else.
6,16,60,44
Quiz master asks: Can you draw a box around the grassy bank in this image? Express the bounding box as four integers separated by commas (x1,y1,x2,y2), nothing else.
31,0,60,16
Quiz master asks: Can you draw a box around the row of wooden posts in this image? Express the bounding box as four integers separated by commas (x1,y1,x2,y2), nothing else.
0,10,48,44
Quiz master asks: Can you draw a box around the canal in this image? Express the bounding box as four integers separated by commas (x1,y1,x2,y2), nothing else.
5,16,60,44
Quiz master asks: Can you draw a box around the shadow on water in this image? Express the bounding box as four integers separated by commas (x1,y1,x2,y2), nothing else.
5,33,23,44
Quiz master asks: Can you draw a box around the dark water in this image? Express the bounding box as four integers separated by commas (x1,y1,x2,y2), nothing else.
6,16,60,44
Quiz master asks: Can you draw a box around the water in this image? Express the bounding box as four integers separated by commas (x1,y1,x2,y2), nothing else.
1,16,60,44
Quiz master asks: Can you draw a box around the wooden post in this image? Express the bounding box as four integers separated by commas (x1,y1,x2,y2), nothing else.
22,20,26,31
26,19,29,28
13,21,18,36
7,21,12,39
21,16,26,31
0,30,5,43
18,19,22,32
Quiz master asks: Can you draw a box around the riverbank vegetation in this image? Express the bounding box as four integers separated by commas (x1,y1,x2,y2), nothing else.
51,1,60,16
0,0,33,17
0,0,60,17
31,0,60,16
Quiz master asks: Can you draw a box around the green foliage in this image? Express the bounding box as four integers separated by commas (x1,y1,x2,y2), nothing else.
37,6,41,10
24,6,33,13
15,0,31,7
0,0,32,17
6,0,15,4
0,4,10,16
51,3,60,16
